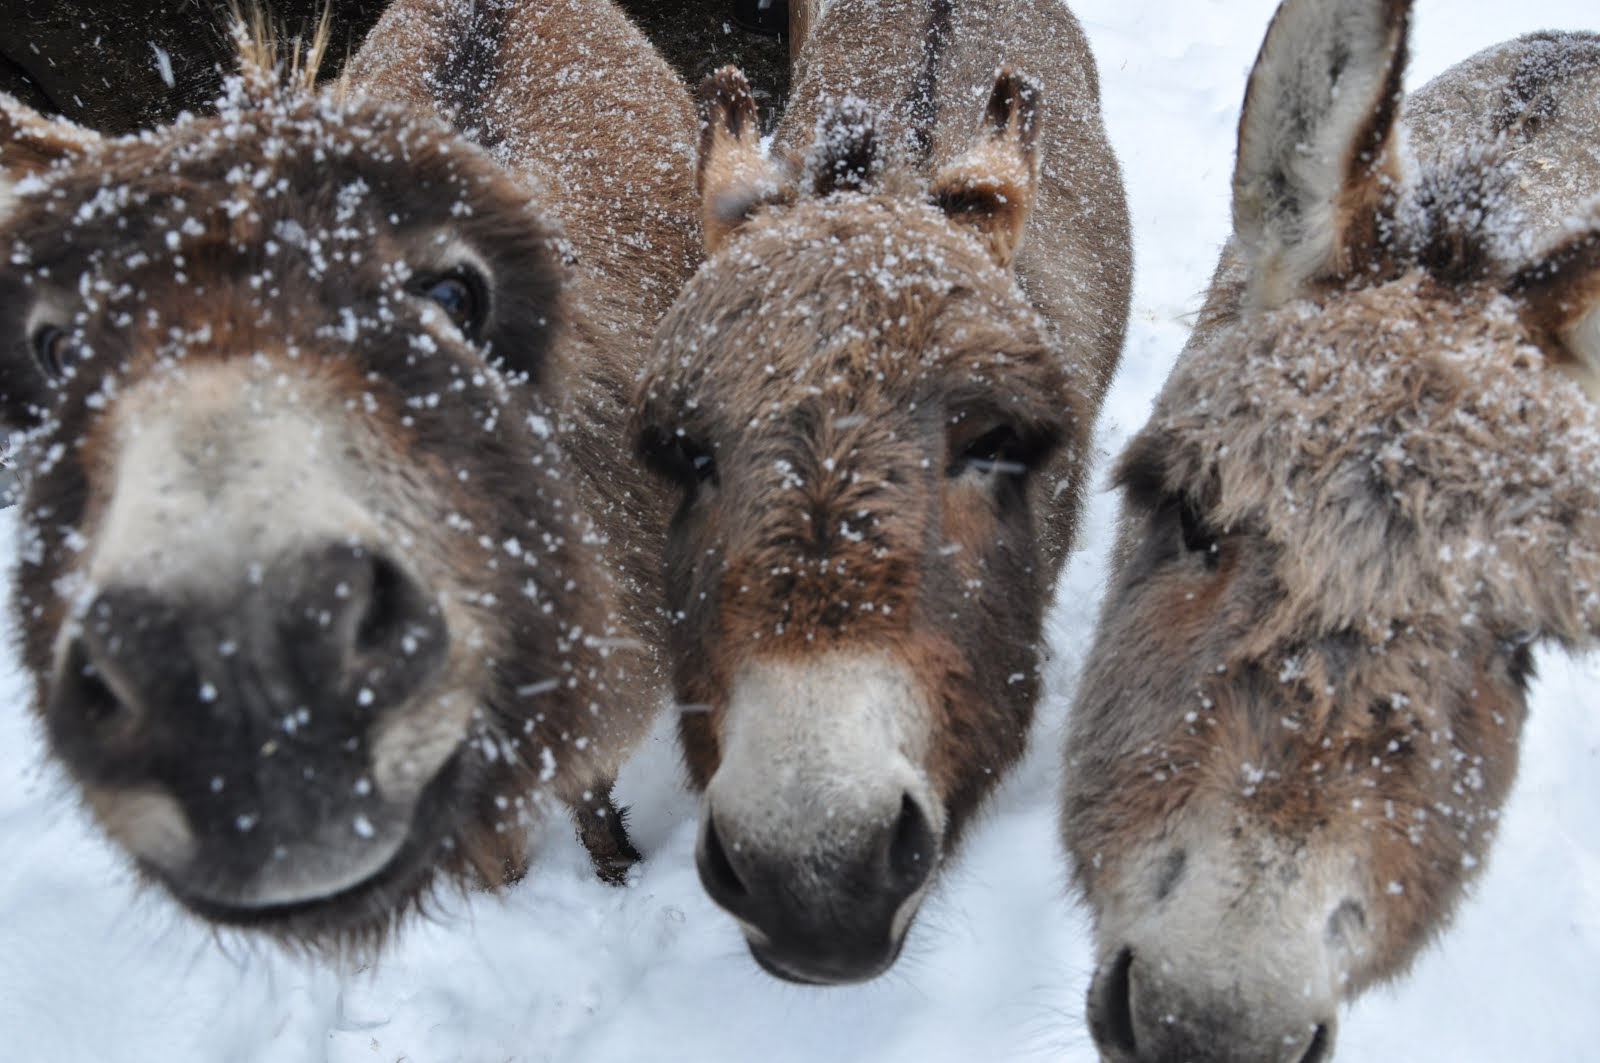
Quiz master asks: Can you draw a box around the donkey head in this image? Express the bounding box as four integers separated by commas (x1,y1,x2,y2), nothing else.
0,40,639,947
636,67,1085,984
1063,2,1600,1060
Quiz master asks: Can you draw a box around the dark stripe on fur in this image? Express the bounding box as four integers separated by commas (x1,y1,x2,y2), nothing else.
905,0,955,161
438,0,511,150
1493,31,1600,139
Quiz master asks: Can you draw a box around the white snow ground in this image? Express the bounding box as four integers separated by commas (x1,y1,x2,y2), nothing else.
2,1,1597,1060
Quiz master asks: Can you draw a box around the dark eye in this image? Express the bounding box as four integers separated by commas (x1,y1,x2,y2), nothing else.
1495,633,1536,691
950,425,1034,478
638,426,718,490
1177,500,1219,566
31,325,84,380
412,267,489,339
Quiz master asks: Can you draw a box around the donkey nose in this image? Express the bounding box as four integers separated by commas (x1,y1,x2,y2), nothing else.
696,790,939,985
1088,947,1336,1063
47,542,447,796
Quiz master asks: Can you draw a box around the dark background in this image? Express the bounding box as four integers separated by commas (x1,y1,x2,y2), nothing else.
0,0,792,134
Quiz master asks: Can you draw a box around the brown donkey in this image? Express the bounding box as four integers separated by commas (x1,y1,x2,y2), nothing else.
1062,1,1600,1059
0,0,697,948
635,0,1130,984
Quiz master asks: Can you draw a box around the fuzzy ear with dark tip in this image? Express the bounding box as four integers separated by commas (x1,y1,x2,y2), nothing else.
1,93,101,210
1509,224,1600,400
804,96,884,198
927,68,1042,268
1231,0,1412,308
698,66,791,253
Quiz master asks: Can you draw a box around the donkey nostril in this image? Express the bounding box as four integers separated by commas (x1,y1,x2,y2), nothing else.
46,635,149,774
70,664,141,744
302,544,444,699
698,813,749,902
1097,947,1138,1055
1325,897,1366,946
77,664,132,729
56,638,139,732
1299,1023,1333,1063
887,793,935,887
354,555,414,655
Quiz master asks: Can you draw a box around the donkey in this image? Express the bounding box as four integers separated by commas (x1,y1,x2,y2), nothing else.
0,0,698,948
634,0,1130,984
1061,1,1600,1059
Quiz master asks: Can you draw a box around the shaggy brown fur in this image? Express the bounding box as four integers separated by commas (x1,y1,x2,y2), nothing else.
0,0,697,949
1061,2,1600,1060
636,0,1130,985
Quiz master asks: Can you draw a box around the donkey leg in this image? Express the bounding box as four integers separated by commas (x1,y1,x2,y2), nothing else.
570,783,642,885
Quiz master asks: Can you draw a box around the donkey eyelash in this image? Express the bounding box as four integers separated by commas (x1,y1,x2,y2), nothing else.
30,324,86,381
947,422,1051,480
1176,502,1218,560
637,426,719,490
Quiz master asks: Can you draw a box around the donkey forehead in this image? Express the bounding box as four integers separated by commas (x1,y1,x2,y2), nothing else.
7,101,523,271
738,195,1017,307
1143,276,1600,634
647,202,1057,417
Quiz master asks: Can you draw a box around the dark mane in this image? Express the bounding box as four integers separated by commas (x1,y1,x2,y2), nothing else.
904,0,956,160
1492,30,1600,137
1402,146,1519,287
433,2,513,150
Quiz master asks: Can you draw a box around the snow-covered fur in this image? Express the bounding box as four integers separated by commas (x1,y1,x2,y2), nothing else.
0,0,698,949
1061,3,1600,1061
635,0,1131,985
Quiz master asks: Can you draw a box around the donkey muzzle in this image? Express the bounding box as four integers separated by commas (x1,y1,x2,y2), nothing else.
45,540,453,912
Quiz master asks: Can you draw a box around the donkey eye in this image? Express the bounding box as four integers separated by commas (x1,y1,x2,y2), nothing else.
31,325,84,380
1177,501,1219,565
412,267,488,339
950,425,1032,478
638,426,718,490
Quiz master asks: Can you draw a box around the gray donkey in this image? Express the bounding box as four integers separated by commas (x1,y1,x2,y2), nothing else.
1062,0,1600,1059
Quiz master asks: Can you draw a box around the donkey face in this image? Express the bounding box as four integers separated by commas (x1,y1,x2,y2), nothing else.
636,69,1087,984
0,63,637,946
1063,3,1600,1060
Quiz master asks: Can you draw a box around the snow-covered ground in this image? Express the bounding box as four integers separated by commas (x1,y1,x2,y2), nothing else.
2,1,1597,1059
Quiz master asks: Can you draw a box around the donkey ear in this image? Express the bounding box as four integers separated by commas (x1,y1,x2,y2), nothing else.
1,93,100,200
698,66,790,253
1509,225,1600,400
928,68,1041,268
1232,0,1412,308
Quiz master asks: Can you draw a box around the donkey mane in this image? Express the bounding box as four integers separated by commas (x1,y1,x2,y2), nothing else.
902,0,955,161
1487,31,1600,137
230,7,334,99
418,3,513,150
